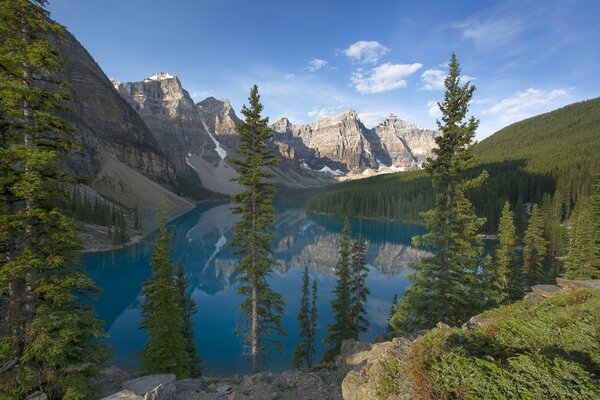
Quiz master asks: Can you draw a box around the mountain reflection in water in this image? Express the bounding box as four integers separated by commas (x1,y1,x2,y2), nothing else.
83,202,427,375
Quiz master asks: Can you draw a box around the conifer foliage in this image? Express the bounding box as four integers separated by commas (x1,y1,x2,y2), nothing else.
0,1,107,397
293,266,318,369
176,263,202,377
494,201,522,301
564,167,600,279
523,204,548,286
230,85,285,373
140,202,199,378
389,54,497,332
324,218,354,361
350,234,369,338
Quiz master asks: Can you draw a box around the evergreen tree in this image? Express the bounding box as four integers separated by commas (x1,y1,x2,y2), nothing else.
176,262,202,377
293,266,313,369
389,54,496,332
133,204,141,231
309,277,318,368
140,202,191,378
230,85,285,373
564,169,600,279
387,294,398,333
323,218,353,361
523,204,548,286
513,195,527,243
0,1,107,397
350,234,369,339
494,201,522,301
590,167,600,277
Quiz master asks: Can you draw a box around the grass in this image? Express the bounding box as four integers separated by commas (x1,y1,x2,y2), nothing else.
378,289,600,399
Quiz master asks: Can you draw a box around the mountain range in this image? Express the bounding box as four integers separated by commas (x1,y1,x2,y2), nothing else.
53,28,439,212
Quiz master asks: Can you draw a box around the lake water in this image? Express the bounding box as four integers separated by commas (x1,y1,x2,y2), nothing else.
82,202,427,375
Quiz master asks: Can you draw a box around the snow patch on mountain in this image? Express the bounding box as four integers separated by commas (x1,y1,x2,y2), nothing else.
201,120,227,160
146,72,175,81
319,165,345,176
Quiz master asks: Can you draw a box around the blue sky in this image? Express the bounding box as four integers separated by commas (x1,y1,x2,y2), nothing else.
48,0,600,140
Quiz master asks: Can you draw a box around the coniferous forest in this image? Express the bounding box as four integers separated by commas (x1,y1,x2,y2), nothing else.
1,1,600,399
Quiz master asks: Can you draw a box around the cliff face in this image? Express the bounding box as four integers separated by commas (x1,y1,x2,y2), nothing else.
52,31,194,211
271,111,439,177
197,96,241,150
55,33,175,184
114,74,221,170
372,114,438,169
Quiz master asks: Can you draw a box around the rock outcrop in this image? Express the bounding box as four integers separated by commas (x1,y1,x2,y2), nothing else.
197,97,241,149
372,114,438,169
100,370,343,400
271,111,439,177
52,31,194,211
114,74,220,170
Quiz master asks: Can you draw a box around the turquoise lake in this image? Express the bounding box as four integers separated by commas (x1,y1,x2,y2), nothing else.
82,202,427,375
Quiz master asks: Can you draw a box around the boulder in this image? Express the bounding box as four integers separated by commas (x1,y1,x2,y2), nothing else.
175,378,205,392
336,340,373,368
341,370,370,400
122,374,176,396
25,392,48,400
341,338,410,400
462,314,488,330
143,383,176,400
101,390,143,400
556,278,600,290
531,284,562,298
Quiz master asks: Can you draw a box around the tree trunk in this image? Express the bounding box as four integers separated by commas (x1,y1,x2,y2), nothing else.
21,10,37,334
251,185,259,373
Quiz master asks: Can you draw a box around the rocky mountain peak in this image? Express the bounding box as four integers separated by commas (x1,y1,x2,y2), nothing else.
379,113,416,130
145,72,176,82
197,97,241,137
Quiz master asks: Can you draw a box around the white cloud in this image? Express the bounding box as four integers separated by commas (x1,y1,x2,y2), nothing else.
358,111,389,128
308,106,343,119
307,58,328,72
457,18,525,48
484,88,570,123
421,68,445,90
352,62,423,94
427,101,442,118
421,67,476,90
344,40,389,64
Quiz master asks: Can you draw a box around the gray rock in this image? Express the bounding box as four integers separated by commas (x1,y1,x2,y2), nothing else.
122,374,176,396
175,378,205,392
531,284,562,298
25,392,47,400
100,390,143,400
143,383,176,400
215,383,232,395
272,111,438,176
556,278,600,290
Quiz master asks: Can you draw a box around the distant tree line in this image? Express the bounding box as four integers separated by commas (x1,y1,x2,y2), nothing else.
60,187,142,245
307,97,600,234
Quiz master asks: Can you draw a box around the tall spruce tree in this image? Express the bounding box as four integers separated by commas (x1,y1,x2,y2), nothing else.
0,1,107,397
323,218,353,361
590,167,600,276
523,204,548,286
176,263,202,377
230,85,285,373
564,169,600,279
309,277,318,368
494,201,522,301
350,234,369,339
140,203,191,378
293,266,314,369
389,53,496,332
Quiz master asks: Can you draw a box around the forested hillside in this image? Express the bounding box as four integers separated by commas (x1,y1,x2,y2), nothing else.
307,97,600,232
